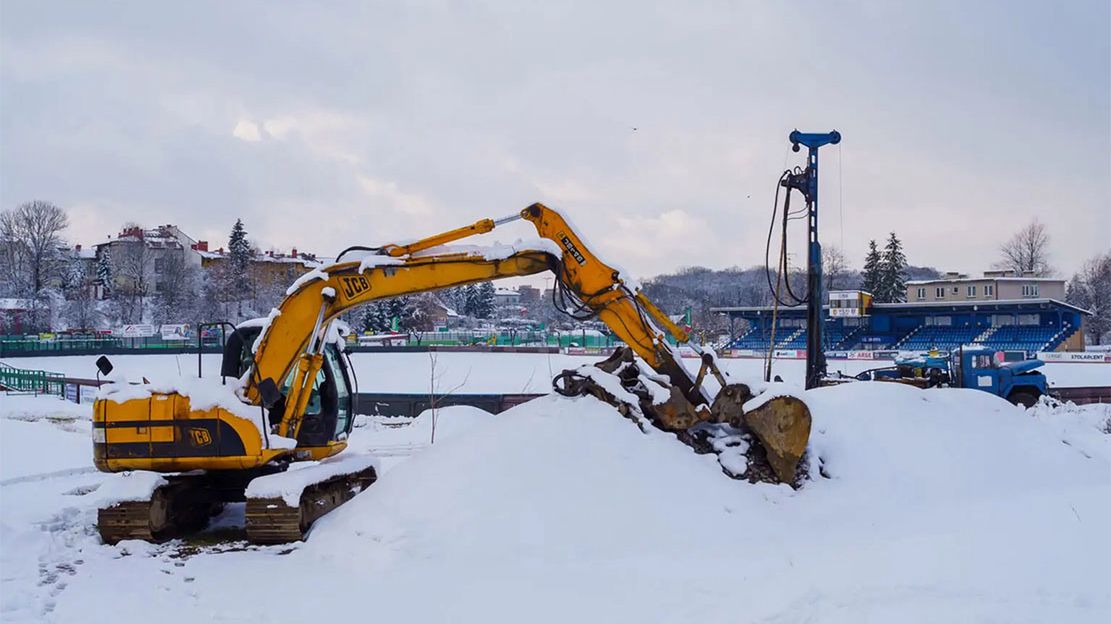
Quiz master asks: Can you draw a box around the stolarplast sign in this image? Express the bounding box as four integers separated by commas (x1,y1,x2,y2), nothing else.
1037,352,1111,363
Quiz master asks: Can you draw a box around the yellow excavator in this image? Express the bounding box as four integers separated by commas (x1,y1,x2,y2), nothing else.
93,203,811,544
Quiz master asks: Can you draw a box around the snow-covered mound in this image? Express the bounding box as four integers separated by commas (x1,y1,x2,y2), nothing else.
0,395,91,482
6,385,1109,623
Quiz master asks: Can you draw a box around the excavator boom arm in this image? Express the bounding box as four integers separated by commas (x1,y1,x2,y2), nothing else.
246,203,705,432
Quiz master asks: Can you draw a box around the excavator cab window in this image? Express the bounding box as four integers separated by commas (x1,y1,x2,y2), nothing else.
279,343,354,446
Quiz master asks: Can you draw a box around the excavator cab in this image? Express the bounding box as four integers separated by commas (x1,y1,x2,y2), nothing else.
221,325,356,447
280,344,354,447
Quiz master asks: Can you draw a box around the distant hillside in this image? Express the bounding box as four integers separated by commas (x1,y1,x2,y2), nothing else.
641,263,941,332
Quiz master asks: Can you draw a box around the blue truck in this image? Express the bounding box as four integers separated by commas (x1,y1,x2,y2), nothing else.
853,346,1048,407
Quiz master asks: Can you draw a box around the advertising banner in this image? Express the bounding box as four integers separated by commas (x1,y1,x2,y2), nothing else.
65,383,79,404
160,324,190,340
1037,352,1111,363
117,324,156,338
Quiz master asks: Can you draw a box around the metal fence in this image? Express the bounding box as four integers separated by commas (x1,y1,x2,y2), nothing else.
409,331,617,348
1,330,622,356
0,335,224,357
0,362,65,395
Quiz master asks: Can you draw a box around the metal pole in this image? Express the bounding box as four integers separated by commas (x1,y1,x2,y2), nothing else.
806,143,826,390
787,130,841,389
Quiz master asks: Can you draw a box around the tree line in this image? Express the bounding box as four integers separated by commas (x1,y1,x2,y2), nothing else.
2,201,1108,344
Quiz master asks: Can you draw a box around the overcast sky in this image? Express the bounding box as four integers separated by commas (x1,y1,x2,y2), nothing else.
2,1,1108,280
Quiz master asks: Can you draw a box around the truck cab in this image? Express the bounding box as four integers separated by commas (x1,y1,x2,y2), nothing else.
949,346,1047,407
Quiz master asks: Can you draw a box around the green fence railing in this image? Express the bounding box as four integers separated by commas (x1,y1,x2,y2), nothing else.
0,335,223,357
405,331,618,348
1,329,637,356
0,362,65,395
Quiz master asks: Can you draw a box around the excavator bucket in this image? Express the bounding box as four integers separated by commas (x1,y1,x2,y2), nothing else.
709,382,812,483
742,396,811,483
554,351,813,485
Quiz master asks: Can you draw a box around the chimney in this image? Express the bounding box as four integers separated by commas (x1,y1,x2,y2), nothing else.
291,247,298,258
75,244,82,252
191,241,209,252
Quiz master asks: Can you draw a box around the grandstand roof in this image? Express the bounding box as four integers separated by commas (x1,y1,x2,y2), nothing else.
870,298,1090,315
905,276,1065,285
711,298,1091,317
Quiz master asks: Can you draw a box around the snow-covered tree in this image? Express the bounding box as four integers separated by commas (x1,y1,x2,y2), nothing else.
152,249,201,325
473,281,495,319
877,233,907,303
1066,250,1111,345
861,240,882,296
360,300,392,333
0,200,69,297
61,252,86,293
96,246,113,298
114,233,154,324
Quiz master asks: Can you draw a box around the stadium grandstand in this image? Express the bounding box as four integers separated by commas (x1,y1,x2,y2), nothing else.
713,272,1089,356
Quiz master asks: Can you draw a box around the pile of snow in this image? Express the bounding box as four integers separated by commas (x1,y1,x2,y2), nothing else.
0,395,92,483
350,405,497,450
94,471,167,507
2,383,1109,623
0,394,89,424
245,454,380,507
291,388,1110,622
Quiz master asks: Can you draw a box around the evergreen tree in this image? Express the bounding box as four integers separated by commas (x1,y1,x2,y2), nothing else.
226,219,254,319
63,252,86,292
95,246,113,298
228,219,252,284
878,232,908,303
386,295,414,330
361,300,391,333
460,284,478,317
474,282,496,319
861,240,881,296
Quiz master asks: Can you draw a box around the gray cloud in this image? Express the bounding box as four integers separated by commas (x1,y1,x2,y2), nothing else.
2,0,1107,278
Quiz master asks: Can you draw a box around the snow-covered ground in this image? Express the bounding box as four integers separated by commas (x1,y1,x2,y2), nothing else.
1,383,1109,623
8,351,1111,393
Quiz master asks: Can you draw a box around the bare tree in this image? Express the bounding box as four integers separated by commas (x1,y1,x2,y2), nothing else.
0,201,69,294
114,238,153,323
998,219,1053,276
0,201,70,331
823,245,850,292
152,249,202,325
1066,251,1111,345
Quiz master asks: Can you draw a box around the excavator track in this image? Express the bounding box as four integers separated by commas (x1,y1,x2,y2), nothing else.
97,492,172,544
245,464,378,544
97,478,223,545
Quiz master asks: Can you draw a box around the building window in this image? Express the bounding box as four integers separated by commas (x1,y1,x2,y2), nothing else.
1022,284,1039,297
153,257,165,273
1018,314,1039,326
985,284,995,297
951,286,959,294
967,285,976,297
935,287,945,298
916,287,926,299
